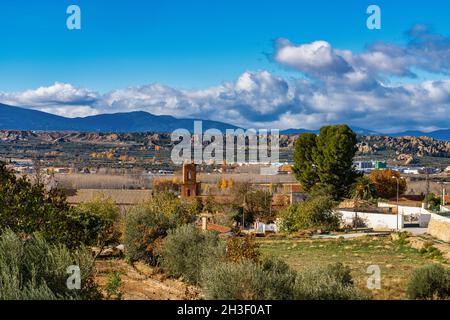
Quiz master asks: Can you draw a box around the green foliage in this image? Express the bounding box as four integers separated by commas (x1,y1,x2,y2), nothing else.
0,229,100,300
279,195,340,233
226,236,260,263
350,176,378,200
123,193,196,264
407,264,450,300
418,246,444,260
201,259,366,300
231,182,273,225
106,272,123,300
293,133,319,191
158,224,225,284
293,125,358,199
201,258,297,300
124,207,174,264
72,195,121,248
425,193,442,212
294,263,368,300
0,162,114,249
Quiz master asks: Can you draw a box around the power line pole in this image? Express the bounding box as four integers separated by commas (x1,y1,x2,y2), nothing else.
425,172,430,209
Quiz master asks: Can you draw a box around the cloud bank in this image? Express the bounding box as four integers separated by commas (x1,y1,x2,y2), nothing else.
1,25,450,133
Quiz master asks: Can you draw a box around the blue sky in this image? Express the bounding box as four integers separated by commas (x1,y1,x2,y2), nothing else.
1,0,450,132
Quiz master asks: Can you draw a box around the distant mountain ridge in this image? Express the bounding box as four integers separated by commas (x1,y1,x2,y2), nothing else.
0,103,239,133
0,103,449,140
280,127,450,141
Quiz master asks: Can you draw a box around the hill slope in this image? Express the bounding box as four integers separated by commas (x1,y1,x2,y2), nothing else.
0,104,238,132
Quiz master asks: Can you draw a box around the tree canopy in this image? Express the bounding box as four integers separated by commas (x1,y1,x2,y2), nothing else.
293,125,359,199
369,169,406,199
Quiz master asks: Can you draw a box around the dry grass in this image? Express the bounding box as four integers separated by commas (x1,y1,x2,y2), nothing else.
67,189,152,205
95,259,200,300
55,173,153,189
258,236,448,300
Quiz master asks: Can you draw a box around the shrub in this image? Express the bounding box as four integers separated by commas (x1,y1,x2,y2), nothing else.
260,258,298,300
106,272,123,300
0,229,100,300
226,236,260,263
124,193,197,264
158,224,225,284
407,264,450,300
418,246,444,260
201,259,295,300
75,195,121,248
0,162,114,249
124,207,174,264
201,258,295,300
279,195,340,233
201,259,367,300
294,263,368,300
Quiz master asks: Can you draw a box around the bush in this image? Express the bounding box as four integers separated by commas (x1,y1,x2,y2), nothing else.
0,229,100,300
124,208,174,264
407,264,450,300
201,259,295,300
158,224,225,284
279,195,340,233
226,236,260,263
75,195,121,248
123,193,197,264
0,162,114,249
105,272,123,300
260,258,298,300
201,259,367,300
294,263,367,300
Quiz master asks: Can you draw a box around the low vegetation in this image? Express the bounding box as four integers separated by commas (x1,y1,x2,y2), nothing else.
279,195,339,232
158,224,225,284
259,237,449,299
0,229,99,300
123,193,197,264
407,264,450,300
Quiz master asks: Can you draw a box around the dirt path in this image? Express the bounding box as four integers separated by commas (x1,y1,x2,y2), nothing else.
95,259,200,300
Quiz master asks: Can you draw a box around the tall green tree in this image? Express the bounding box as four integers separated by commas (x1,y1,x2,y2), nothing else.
293,125,358,199
292,133,319,191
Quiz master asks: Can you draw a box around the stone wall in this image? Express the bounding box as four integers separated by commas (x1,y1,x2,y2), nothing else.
427,214,450,243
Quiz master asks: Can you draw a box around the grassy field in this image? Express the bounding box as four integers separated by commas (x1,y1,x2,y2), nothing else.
259,236,447,300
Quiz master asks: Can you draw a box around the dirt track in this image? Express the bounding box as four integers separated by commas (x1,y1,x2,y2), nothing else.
95,259,200,300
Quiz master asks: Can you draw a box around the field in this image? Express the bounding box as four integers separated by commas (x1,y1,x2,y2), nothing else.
259,236,448,300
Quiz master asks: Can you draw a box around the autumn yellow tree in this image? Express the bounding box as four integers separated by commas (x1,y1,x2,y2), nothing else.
220,177,227,192
227,178,234,190
369,169,407,199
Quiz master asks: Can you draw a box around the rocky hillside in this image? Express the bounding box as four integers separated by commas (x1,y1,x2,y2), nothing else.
356,135,450,158
1,130,449,159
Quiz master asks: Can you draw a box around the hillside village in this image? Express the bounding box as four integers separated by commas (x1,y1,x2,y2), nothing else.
1,124,449,300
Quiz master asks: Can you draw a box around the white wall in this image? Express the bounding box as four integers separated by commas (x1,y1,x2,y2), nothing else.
336,210,402,231
378,202,432,227
419,214,431,227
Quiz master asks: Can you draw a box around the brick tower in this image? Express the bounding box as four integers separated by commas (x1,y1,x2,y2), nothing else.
181,162,199,198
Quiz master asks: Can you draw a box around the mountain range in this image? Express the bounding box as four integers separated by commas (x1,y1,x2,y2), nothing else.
0,103,238,133
0,103,449,140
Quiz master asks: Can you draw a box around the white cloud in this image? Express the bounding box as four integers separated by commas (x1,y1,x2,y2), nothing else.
275,39,353,76
1,26,450,133
0,82,99,117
